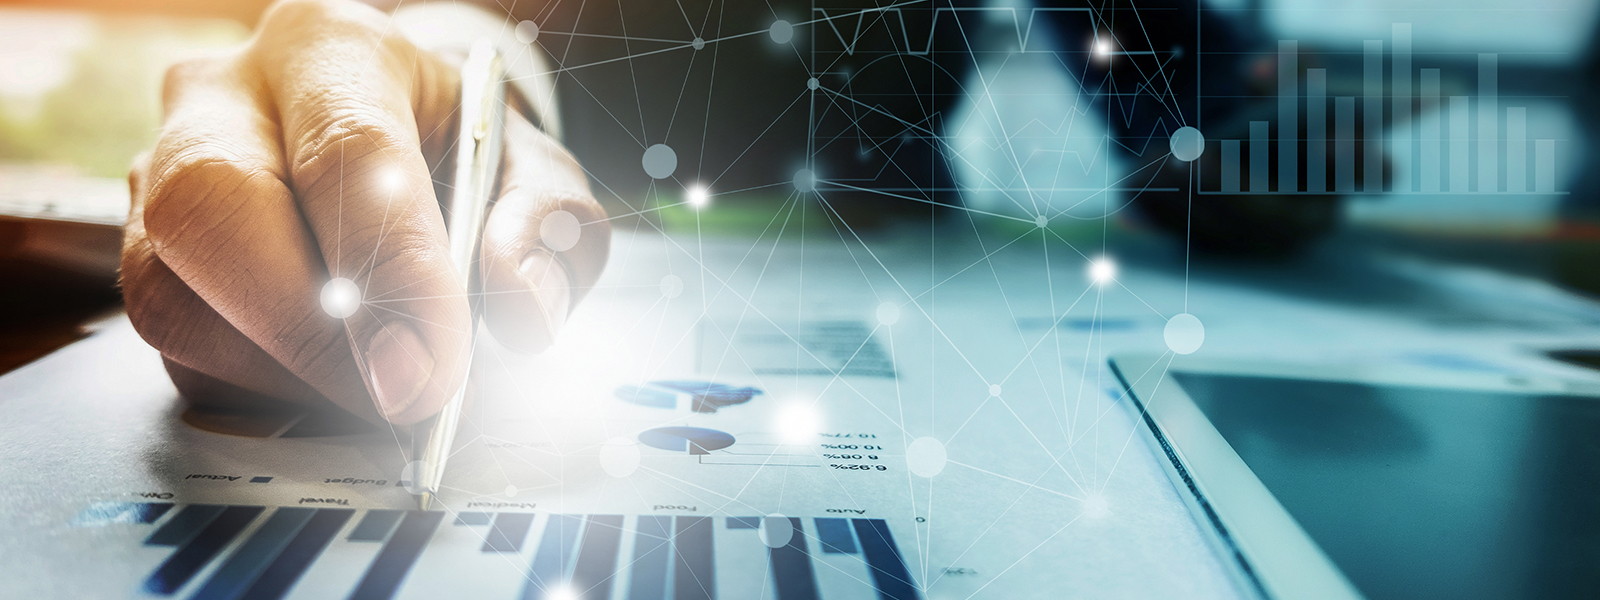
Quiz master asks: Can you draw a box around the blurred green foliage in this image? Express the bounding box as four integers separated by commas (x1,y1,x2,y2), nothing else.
0,12,245,177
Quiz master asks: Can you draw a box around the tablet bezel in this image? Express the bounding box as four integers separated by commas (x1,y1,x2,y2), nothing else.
1107,354,1599,600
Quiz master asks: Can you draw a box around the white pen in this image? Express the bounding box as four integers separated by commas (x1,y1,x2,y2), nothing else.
408,40,505,511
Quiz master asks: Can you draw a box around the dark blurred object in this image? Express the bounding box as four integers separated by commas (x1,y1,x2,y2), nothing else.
0,241,122,375
0,165,127,374
1548,348,1600,374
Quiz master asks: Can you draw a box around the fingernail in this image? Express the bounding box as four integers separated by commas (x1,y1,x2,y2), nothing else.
364,320,432,418
519,250,570,346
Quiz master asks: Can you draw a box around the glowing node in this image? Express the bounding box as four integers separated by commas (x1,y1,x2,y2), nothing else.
1094,38,1112,57
539,210,581,252
545,587,579,600
504,484,518,498
906,437,947,478
380,166,405,193
514,20,539,44
807,77,819,90
1034,215,1049,228
760,514,794,548
793,168,816,193
1164,313,1205,355
1170,126,1205,162
687,185,710,208
876,302,900,326
599,437,641,478
320,277,361,319
987,384,1001,397
660,274,684,299
691,37,705,50
1082,492,1112,518
775,402,819,445
769,20,794,44
400,460,426,495
1088,256,1116,285
642,144,677,179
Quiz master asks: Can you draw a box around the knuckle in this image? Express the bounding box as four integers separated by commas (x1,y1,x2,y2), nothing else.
160,59,201,96
159,57,223,111
141,145,261,248
287,109,406,195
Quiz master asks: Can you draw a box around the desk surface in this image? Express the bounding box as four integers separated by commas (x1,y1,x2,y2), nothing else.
3,228,1600,599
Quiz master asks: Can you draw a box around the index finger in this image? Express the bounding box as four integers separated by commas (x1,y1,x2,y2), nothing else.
250,0,468,424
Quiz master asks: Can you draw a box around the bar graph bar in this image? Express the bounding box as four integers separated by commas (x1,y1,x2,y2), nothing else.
1392,24,1412,192
569,515,625,600
1449,96,1470,192
1250,121,1269,192
524,514,583,600
629,516,672,600
1336,98,1355,192
191,507,317,600
1421,69,1441,193
238,509,352,600
348,509,402,542
674,516,716,600
769,517,821,600
484,513,536,553
815,517,859,554
1200,25,1561,195
126,507,927,600
1221,140,1240,192
1279,41,1298,192
349,511,445,600
1478,54,1498,192
1307,69,1327,193
144,505,264,595
1536,139,1556,193
1363,40,1383,193
1507,107,1527,192
854,519,919,600
146,504,226,546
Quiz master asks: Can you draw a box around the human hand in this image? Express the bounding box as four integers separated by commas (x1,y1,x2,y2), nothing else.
121,0,609,425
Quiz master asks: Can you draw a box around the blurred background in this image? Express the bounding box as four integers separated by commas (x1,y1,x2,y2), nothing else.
2,0,1598,372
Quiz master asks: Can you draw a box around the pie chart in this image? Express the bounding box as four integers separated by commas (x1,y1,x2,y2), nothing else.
637,426,736,455
614,381,762,413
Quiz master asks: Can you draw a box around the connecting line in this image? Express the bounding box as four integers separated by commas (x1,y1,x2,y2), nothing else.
995,283,1097,387
949,13,1045,215
706,90,811,188
928,455,1087,594
1098,353,1176,495
826,181,1035,224
643,214,924,443
514,0,931,81
534,31,688,44
813,86,940,138
805,193,1109,502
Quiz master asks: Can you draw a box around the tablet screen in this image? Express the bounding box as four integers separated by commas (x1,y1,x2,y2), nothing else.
1171,372,1600,600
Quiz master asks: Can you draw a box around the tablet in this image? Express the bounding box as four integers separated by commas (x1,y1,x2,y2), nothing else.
1109,354,1600,600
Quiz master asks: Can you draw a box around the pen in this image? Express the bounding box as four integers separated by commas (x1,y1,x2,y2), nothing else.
409,40,506,510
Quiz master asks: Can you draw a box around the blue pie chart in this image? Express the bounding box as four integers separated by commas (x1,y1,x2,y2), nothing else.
637,426,736,455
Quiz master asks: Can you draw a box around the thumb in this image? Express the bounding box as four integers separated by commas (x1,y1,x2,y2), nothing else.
480,111,611,353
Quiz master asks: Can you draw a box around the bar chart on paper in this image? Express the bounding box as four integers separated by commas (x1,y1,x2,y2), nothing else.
1203,23,1564,195
72,502,920,600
